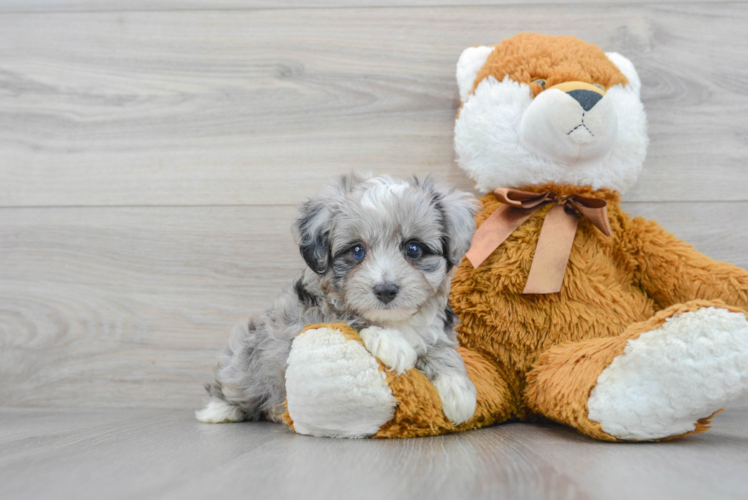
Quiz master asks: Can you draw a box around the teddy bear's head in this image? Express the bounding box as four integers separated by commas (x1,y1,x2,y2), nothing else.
454,33,647,194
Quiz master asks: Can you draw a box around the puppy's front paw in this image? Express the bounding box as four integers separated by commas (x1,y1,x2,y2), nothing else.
360,326,417,376
434,372,477,425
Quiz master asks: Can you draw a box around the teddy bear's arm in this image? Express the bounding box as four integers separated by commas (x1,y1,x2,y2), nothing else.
284,323,513,438
630,217,748,311
374,345,512,438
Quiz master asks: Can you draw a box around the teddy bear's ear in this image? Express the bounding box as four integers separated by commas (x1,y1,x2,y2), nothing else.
456,46,494,103
605,52,642,96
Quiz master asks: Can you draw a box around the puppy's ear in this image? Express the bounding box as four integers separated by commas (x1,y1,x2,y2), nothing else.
418,176,479,268
294,198,333,275
294,173,365,274
336,170,370,193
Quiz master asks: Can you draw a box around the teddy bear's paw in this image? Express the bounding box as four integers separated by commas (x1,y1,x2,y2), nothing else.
286,326,396,438
434,372,477,425
360,326,418,376
588,306,748,441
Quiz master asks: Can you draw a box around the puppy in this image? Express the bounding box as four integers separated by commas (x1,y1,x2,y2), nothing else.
196,173,479,426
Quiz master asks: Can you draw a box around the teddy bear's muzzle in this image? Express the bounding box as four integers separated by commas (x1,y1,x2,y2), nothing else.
519,80,618,165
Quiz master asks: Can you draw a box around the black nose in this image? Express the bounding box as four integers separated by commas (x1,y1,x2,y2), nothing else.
373,283,399,304
567,89,603,112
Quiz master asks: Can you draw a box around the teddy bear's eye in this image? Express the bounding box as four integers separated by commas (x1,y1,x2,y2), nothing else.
533,78,547,89
592,83,605,90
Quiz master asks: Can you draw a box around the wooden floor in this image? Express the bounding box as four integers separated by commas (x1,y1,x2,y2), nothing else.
3,405,748,500
1,0,748,498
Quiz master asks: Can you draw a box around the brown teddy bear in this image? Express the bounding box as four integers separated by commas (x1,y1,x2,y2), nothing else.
282,33,748,441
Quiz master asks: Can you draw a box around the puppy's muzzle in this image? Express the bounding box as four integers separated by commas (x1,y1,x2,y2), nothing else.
373,283,399,304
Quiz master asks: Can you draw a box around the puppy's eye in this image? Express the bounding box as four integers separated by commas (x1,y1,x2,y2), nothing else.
592,83,605,90
532,78,546,89
351,245,366,260
405,242,423,259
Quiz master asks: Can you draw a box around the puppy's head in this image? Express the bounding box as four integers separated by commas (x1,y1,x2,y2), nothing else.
294,173,478,323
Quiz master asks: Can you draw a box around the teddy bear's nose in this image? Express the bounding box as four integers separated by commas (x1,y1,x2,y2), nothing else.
567,89,603,112
546,81,606,112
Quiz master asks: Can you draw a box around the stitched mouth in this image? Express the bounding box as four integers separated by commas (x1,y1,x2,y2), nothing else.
567,112,594,136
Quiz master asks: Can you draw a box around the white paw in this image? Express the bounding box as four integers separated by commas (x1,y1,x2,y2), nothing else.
434,372,477,425
360,326,418,376
195,399,245,423
588,307,748,440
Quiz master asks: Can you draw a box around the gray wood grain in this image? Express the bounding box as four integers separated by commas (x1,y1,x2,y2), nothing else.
0,205,301,408
1,202,745,409
1,5,748,496
623,201,748,269
1,406,748,500
1,3,747,206
0,0,731,14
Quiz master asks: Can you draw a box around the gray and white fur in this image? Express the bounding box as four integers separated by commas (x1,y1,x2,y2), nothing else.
196,173,479,426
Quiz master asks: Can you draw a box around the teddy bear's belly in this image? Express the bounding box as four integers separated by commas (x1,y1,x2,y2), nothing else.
450,230,658,408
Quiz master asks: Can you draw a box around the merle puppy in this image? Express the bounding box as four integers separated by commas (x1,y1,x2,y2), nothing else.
196,173,479,426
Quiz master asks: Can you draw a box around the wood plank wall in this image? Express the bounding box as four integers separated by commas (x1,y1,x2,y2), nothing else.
1,1,746,409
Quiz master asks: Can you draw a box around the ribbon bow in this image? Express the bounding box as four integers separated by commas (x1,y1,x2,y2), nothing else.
465,188,613,294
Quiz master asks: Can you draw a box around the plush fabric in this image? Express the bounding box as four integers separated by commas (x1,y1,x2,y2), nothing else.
451,189,748,407
284,324,396,438
454,44,648,194
372,191,748,440
471,33,629,98
586,305,748,440
282,33,748,441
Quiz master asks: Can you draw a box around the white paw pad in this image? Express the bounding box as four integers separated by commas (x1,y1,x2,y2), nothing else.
588,307,748,440
360,326,418,376
286,327,396,438
434,372,477,425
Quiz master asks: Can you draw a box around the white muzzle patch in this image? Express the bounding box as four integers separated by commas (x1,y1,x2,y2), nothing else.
519,86,617,165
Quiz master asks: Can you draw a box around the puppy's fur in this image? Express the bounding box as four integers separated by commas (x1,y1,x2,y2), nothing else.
196,173,479,426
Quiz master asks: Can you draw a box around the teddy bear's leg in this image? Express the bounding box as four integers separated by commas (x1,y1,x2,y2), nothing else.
284,323,514,438
526,300,748,441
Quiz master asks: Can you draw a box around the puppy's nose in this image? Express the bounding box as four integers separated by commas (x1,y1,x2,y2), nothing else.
567,89,603,112
373,283,399,304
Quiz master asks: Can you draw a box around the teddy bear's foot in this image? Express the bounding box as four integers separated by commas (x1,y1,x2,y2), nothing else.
284,325,397,438
587,306,748,440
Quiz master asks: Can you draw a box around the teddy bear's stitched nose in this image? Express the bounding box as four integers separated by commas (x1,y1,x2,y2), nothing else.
567,89,603,112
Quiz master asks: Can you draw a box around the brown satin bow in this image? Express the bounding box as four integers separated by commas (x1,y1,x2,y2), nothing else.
466,188,613,294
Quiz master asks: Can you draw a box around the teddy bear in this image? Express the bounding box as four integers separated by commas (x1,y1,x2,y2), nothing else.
281,33,748,441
